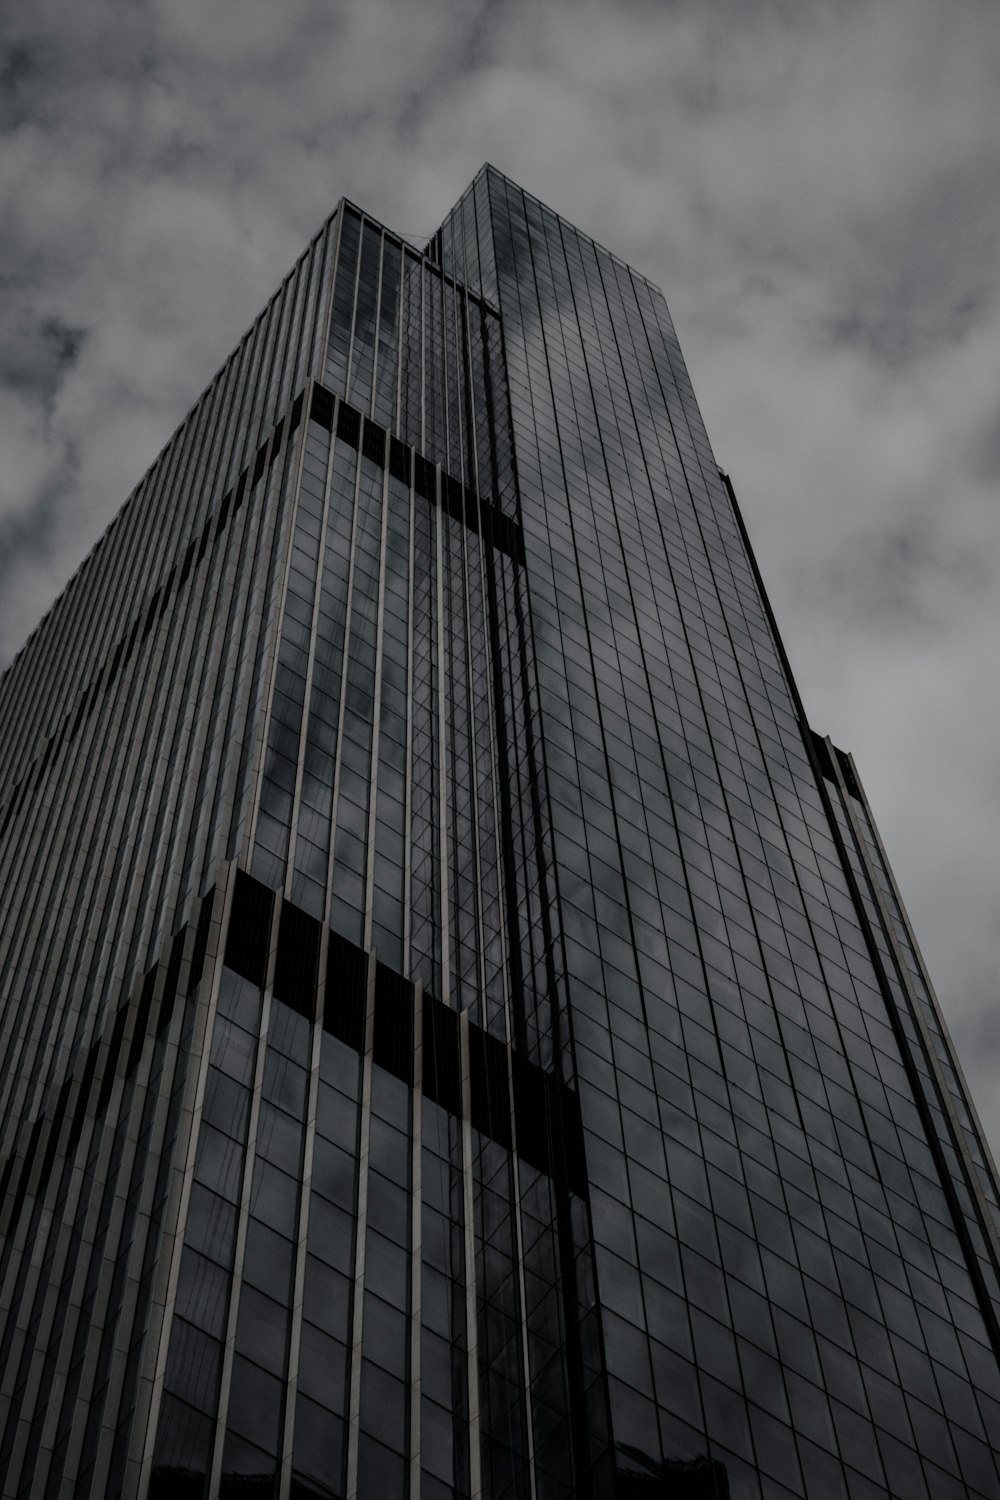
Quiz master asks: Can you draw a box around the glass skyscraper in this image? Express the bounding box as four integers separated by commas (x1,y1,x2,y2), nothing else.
2,164,999,1499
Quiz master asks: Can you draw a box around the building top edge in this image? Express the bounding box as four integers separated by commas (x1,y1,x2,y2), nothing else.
433,161,664,298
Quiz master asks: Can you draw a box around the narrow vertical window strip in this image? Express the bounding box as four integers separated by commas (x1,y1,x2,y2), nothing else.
459,1009,483,1499
403,468,415,978
326,209,362,397
285,410,338,900
197,404,301,894
135,872,235,1495
245,400,318,877
226,415,311,870
277,1013,321,1496
342,215,368,407
344,955,376,1499
435,472,451,1009
363,464,392,951
408,981,424,1496
206,894,282,1498
367,227,385,418
323,428,366,936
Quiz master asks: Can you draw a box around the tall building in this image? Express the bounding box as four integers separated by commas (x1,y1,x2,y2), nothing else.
1,165,999,1500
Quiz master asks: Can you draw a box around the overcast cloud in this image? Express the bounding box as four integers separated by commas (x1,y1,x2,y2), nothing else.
2,0,999,1154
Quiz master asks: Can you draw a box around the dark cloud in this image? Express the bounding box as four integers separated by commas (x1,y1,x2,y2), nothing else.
1,0,998,1152
0,313,88,406
0,40,48,130
821,515,994,631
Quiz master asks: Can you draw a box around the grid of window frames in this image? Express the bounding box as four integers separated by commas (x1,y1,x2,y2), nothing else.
2,165,1000,1500
435,164,1000,1497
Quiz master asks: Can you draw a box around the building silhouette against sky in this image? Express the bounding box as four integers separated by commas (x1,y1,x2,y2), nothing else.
2,165,1000,1499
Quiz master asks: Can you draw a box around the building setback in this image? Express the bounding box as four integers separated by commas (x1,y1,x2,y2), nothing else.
2,165,1000,1500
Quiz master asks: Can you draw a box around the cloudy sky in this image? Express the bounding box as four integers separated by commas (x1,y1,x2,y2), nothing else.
2,0,999,1154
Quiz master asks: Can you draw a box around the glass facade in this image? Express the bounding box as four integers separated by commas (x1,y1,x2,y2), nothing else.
1,164,999,1499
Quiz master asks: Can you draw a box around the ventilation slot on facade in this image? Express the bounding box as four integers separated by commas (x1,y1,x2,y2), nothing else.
561,1083,588,1199
324,930,367,1051
469,1028,512,1150
310,382,335,432
512,1053,551,1177
362,419,386,468
422,994,461,1116
373,963,415,1084
484,506,523,564
836,747,862,801
413,454,435,502
809,729,837,783
273,899,322,1020
337,400,361,449
442,474,465,529
224,870,274,986
389,436,410,485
